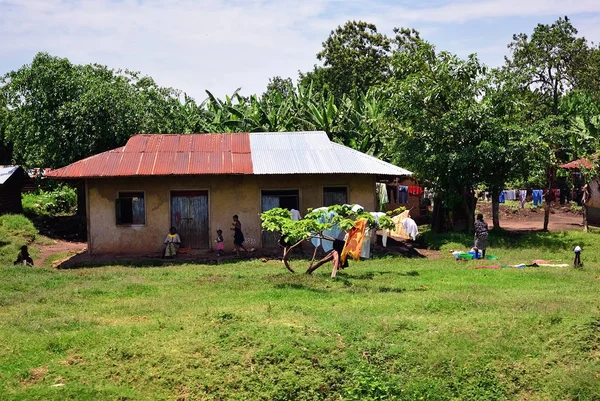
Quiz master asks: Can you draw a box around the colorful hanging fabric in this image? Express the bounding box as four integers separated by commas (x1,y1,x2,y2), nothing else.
340,218,367,265
408,186,423,196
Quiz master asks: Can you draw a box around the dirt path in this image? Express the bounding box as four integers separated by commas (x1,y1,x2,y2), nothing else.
37,240,87,267
478,202,584,232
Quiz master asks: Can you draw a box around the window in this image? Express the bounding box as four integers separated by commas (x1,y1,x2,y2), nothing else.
323,187,348,207
116,191,145,225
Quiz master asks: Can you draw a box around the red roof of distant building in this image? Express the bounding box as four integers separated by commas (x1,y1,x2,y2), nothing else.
559,157,594,170
47,134,253,178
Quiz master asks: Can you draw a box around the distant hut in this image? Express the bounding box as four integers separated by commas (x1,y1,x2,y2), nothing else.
0,166,27,214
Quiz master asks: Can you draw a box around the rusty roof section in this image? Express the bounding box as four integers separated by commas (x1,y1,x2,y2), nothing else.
47,134,253,178
559,157,594,170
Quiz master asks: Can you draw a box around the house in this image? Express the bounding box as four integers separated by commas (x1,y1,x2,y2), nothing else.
0,166,27,214
47,131,412,255
559,156,599,225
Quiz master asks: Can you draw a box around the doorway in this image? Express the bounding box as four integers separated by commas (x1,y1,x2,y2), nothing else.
170,190,209,248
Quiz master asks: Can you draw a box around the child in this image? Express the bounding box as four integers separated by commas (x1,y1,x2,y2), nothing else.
14,245,34,266
164,226,181,258
473,213,489,259
230,215,249,257
215,229,224,256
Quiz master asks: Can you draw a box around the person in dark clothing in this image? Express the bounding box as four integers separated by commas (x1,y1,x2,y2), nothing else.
473,214,489,259
231,215,249,257
14,245,34,266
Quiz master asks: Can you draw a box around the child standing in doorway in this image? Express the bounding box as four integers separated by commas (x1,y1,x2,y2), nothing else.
164,226,181,258
231,215,249,257
215,229,224,256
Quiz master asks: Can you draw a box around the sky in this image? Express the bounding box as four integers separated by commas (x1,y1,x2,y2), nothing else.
1,0,600,101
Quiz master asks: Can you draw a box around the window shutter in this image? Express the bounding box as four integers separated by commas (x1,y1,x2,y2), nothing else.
115,199,122,225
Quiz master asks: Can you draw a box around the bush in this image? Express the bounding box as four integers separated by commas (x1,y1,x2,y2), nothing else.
22,185,77,216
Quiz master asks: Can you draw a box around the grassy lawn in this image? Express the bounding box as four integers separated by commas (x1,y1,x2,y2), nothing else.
1,229,599,400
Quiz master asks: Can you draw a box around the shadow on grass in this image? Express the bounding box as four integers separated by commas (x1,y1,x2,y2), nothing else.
273,283,328,293
422,227,584,251
57,254,269,269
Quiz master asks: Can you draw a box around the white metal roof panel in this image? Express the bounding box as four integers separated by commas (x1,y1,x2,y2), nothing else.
0,166,20,185
249,131,412,176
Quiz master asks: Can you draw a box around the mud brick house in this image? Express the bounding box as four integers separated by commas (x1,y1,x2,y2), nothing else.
47,131,412,255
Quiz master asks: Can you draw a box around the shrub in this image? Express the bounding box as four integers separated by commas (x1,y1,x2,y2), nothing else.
22,185,77,216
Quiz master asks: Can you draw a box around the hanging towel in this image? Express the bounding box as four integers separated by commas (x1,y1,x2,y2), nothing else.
499,191,506,204
519,190,527,208
398,186,409,204
505,190,516,201
552,189,560,201
340,219,367,264
532,190,543,206
402,217,419,241
408,186,423,196
387,210,411,241
360,228,372,259
376,183,388,211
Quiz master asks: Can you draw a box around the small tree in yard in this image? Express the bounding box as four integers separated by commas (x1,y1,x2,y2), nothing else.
260,205,395,274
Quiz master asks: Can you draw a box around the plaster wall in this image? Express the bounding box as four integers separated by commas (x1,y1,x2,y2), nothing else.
86,174,376,255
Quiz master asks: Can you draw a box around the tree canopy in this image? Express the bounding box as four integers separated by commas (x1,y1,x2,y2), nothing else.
1,16,599,232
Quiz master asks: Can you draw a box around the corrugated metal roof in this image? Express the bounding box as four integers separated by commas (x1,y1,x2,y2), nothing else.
47,134,253,178
559,157,594,170
249,131,412,176
47,131,412,178
0,166,21,185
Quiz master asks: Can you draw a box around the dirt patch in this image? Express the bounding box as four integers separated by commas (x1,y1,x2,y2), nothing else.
21,367,48,386
37,240,87,267
477,202,583,231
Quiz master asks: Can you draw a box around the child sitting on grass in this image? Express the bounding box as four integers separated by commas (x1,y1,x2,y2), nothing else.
14,245,34,266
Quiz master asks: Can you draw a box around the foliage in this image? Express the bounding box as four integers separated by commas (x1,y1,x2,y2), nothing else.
1,17,600,233
1,229,600,399
300,21,392,98
0,53,188,168
260,205,395,245
22,185,77,216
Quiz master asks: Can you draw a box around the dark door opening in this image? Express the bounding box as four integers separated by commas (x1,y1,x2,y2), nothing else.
170,190,209,249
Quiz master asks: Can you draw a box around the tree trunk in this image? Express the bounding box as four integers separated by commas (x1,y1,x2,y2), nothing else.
306,252,334,274
491,189,500,229
281,239,306,273
583,204,589,232
431,197,445,233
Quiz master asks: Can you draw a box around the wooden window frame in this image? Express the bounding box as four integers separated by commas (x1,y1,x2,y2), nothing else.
322,186,348,207
115,190,146,226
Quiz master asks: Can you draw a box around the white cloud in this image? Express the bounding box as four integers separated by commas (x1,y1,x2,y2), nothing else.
383,0,600,24
0,0,599,100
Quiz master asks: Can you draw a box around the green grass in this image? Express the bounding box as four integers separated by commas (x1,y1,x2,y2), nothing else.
0,214,43,266
1,229,599,400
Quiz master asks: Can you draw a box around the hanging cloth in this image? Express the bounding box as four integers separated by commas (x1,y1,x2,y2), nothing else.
387,210,411,241
376,183,389,211
340,219,367,265
408,186,423,196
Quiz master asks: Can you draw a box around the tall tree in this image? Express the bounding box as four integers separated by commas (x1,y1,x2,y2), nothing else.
0,53,192,168
300,21,392,98
384,31,488,231
505,17,593,230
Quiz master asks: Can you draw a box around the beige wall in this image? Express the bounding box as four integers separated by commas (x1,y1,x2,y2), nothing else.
86,174,376,255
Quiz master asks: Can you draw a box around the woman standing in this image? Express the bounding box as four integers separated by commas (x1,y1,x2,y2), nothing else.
231,215,249,257
473,213,489,259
